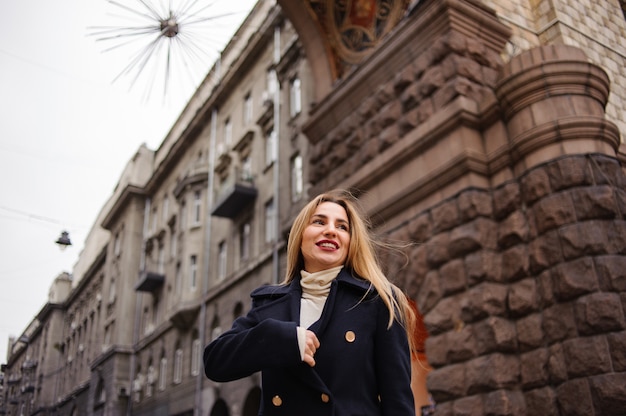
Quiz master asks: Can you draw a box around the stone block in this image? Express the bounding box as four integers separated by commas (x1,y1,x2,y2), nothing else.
432,199,461,233
589,154,626,188
571,186,618,220
508,277,538,317
607,220,626,254
493,182,521,220
424,332,447,367
483,389,526,416
440,259,467,295
552,257,599,301
415,270,442,314
547,155,593,190
465,353,520,394
560,221,612,259
536,269,556,307
449,218,497,258
520,167,551,205
451,395,484,416
461,283,509,321
606,331,626,372
563,335,612,377
547,343,568,384
393,64,414,93
474,316,517,354
589,373,626,416
501,244,530,282
465,250,502,285
556,378,594,416
524,387,558,416
497,210,529,248
408,212,433,242
457,189,493,221
426,232,451,267
446,325,477,363
424,295,461,335
428,362,467,401
516,313,544,352
543,303,578,343
574,292,626,335
528,231,563,274
520,348,550,388
531,191,577,233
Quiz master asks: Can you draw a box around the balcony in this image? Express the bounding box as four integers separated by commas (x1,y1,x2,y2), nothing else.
212,168,257,218
135,271,165,292
169,302,200,330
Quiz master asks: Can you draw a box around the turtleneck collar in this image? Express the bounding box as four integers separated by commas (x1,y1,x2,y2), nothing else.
300,265,343,297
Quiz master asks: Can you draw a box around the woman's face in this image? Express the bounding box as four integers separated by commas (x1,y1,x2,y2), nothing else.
301,201,351,273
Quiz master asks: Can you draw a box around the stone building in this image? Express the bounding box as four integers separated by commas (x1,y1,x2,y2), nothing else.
2,1,625,415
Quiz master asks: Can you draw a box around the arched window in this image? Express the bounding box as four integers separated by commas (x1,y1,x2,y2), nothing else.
210,399,229,416
242,386,261,416
173,341,183,384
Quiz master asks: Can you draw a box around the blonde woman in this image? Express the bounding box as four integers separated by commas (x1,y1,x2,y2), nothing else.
204,189,417,415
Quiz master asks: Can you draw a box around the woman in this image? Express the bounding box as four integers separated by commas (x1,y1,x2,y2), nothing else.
204,190,417,415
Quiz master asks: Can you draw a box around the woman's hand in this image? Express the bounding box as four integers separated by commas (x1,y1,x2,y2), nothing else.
303,330,320,367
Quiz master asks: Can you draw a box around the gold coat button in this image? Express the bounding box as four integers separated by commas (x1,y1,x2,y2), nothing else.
321,393,330,403
345,330,356,343
272,395,283,406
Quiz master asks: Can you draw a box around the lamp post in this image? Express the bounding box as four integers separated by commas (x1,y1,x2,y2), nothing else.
54,230,72,250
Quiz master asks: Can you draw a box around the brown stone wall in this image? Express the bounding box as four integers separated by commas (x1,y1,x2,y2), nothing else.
385,154,626,415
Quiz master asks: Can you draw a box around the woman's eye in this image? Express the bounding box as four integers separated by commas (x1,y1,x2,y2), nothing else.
313,219,324,225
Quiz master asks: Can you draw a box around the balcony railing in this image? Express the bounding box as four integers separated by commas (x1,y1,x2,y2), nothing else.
135,271,165,292
212,168,257,218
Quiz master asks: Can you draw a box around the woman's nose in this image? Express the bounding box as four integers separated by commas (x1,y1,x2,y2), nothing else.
323,224,337,235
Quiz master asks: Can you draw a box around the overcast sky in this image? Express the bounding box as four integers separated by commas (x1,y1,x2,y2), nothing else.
0,0,256,362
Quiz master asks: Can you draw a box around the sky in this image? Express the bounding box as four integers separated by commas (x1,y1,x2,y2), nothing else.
0,0,257,363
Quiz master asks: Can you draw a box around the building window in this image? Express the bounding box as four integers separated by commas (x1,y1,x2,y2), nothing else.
265,129,276,166
266,68,277,95
173,346,183,384
192,190,202,225
289,77,302,117
240,222,251,262
113,231,121,257
243,92,253,124
159,357,167,391
157,245,165,274
241,155,253,182
108,278,116,304
218,240,227,280
189,255,197,291
170,230,177,258
191,338,201,376
223,117,232,151
162,196,169,222
291,153,303,202
180,199,187,230
151,205,158,233
175,262,182,294
265,198,275,243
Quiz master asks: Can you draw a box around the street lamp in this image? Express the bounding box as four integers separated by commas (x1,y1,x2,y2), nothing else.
55,231,72,250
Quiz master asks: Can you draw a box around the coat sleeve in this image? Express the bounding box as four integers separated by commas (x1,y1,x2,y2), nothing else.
374,301,416,416
203,302,302,382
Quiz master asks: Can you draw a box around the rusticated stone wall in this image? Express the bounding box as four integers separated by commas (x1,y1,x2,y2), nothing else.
386,153,626,415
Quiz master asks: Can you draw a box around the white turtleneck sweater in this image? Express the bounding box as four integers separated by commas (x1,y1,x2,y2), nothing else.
296,266,343,360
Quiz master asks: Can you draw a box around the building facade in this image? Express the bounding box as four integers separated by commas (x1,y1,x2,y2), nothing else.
2,1,626,415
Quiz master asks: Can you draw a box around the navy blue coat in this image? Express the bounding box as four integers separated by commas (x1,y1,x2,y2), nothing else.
204,268,415,416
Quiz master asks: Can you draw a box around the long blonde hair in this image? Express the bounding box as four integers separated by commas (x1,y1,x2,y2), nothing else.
283,189,417,352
